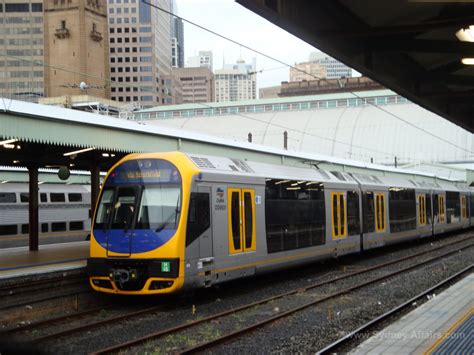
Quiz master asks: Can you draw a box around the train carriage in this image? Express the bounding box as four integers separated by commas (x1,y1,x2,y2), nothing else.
87,152,473,295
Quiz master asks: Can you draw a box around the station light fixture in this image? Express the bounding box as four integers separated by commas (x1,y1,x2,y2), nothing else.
63,147,96,157
455,26,474,42
1,180,9,184
2,144,15,149
461,58,474,65
0,138,18,145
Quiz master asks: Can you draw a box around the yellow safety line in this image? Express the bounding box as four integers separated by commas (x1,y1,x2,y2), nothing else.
423,306,473,355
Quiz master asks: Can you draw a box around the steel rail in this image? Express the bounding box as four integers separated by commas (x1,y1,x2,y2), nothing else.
317,264,473,354
178,244,474,354
90,236,473,354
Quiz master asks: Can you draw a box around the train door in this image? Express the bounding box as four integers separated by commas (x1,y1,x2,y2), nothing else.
330,192,347,240
228,188,256,254
197,185,213,258
374,193,386,233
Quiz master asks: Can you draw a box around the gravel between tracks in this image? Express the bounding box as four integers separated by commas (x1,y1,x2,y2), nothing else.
30,232,473,354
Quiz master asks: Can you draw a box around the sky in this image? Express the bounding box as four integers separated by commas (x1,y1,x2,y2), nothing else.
175,0,321,90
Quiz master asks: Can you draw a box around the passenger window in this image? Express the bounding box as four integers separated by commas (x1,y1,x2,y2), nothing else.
20,193,29,203
0,193,16,203
230,190,241,252
363,192,375,233
68,193,82,202
389,188,416,232
244,191,253,249
186,192,210,246
40,193,47,203
50,193,65,202
347,191,360,236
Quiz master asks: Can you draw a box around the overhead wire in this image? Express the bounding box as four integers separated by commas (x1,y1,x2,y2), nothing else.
141,0,473,156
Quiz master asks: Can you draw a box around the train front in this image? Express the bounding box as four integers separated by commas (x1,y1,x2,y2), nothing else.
87,152,198,295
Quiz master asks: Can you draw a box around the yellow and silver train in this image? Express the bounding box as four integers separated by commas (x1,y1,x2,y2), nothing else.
87,152,473,295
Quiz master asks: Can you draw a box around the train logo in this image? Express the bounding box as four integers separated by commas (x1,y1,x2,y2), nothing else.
216,187,225,204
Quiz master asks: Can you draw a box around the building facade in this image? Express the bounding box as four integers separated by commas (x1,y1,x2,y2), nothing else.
259,85,281,99
107,0,173,108
44,0,110,99
0,0,109,101
172,67,214,103
308,52,352,79
186,50,213,70
214,59,256,102
289,62,327,82
171,14,184,68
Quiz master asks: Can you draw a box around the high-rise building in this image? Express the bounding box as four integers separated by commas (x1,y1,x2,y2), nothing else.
173,67,214,103
170,1,184,68
186,51,213,70
44,0,110,98
289,62,327,82
308,52,352,79
214,59,256,102
0,0,109,101
107,0,173,108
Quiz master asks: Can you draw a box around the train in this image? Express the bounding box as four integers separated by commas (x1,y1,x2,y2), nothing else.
0,183,91,237
87,152,473,295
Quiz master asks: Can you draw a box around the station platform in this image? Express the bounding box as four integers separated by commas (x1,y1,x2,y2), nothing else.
0,241,89,280
351,273,473,354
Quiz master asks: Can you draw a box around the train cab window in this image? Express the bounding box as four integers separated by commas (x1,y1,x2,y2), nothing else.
68,193,82,202
70,221,84,230
52,222,66,232
347,191,360,236
0,193,16,203
112,187,138,229
41,223,48,233
362,192,375,233
21,224,29,234
265,180,325,254
40,193,47,203
389,188,416,232
20,193,29,203
375,193,386,232
50,193,66,202
186,192,210,246
0,225,17,235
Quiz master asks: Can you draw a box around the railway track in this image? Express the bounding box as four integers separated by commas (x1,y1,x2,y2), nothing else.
82,235,473,354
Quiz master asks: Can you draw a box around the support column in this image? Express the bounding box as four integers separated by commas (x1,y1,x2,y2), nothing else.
28,165,39,251
90,164,100,216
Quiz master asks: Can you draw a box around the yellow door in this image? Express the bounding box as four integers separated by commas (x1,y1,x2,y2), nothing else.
228,188,256,254
331,192,347,240
375,193,386,233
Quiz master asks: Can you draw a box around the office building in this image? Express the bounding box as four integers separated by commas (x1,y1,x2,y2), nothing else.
289,62,327,82
308,52,352,79
214,59,256,102
186,50,213,70
173,67,214,103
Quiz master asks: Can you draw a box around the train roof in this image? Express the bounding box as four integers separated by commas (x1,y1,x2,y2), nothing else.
186,153,465,191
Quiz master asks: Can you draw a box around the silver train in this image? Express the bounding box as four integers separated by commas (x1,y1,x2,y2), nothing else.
87,152,474,295
0,183,91,237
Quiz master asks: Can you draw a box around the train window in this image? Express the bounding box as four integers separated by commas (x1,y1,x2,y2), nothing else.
460,195,467,219
347,191,360,236
438,195,445,223
41,223,48,233
21,224,29,234
229,190,242,252
0,193,16,203
470,196,474,219
40,193,47,203
446,191,460,224
418,194,427,226
52,222,67,232
433,193,439,222
362,192,375,233
425,194,432,224
186,192,210,247
375,193,386,232
112,187,138,229
70,221,84,230
389,188,416,232
0,225,17,235
265,179,325,253
243,191,255,250
20,193,29,203
68,193,82,202
50,193,66,202
94,188,115,229
331,192,346,239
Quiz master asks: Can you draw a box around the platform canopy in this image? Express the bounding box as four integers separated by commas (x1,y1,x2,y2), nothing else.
237,0,474,133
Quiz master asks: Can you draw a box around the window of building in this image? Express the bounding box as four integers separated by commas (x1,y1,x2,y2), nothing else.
31,3,42,12
5,3,29,12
